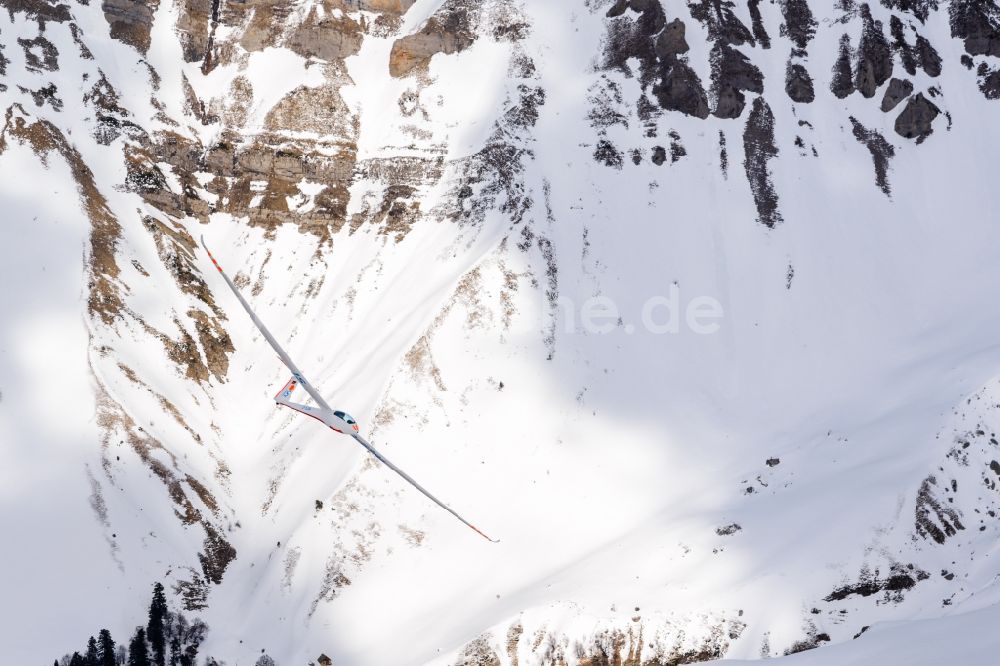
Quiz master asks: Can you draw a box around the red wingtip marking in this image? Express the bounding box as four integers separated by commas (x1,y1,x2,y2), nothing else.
205,250,223,272
471,525,499,543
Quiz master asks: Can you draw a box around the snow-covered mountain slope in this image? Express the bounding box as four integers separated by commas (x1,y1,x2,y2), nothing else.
2,0,1000,663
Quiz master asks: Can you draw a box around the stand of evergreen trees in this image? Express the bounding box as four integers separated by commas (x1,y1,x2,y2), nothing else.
51,582,209,666
51,582,282,666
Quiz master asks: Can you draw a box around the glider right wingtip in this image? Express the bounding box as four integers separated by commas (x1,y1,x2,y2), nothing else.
472,525,500,543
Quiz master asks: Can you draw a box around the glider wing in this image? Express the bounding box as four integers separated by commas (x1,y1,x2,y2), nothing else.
200,236,332,411
202,237,498,542
351,433,499,542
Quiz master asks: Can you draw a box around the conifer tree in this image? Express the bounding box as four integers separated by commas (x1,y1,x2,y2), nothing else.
127,628,150,666
147,582,168,666
84,636,100,666
69,652,86,666
98,629,116,666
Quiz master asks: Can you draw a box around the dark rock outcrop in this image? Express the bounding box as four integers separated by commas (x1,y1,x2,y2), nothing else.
655,18,689,58
653,60,710,118
890,15,918,74
890,16,942,78
855,5,893,98
785,61,815,103
950,0,1000,58
101,0,159,52
881,77,913,111
915,34,942,76
894,92,940,142
711,43,764,118
601,3,710,119
651,145,666,165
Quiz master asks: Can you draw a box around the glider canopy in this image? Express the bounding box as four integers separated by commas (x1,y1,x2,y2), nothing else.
334,410,357,425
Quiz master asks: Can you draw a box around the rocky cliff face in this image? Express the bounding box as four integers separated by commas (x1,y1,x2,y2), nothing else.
2,0,1000,664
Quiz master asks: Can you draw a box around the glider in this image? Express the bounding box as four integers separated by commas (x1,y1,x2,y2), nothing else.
201,237,498,543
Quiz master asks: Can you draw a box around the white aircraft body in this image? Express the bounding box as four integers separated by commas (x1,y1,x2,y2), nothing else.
201,237,498,542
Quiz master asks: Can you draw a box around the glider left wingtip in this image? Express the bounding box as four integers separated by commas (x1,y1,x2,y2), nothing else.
200,236,224,273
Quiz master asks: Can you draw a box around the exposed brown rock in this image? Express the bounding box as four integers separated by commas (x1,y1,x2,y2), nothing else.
1,105,123,324
132,104,359,238
95,382,235,590
199,524,237,584
368,185,421,242
390,1,477,77
454,634,501,666
264,78,356,136
175,0,214,62
357,0,416,11
286,7,363,61
142,215,222,313
101,0,159,52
